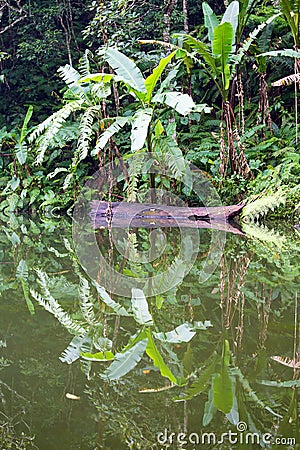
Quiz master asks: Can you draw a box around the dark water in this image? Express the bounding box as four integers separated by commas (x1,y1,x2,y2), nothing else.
0,214,299,449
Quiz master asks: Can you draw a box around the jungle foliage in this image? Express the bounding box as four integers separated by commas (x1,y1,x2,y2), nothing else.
0,0,299,218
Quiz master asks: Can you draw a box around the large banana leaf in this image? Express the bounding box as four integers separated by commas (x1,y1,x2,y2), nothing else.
146,329,178,384
131,288,153,326
154,323,196,344
102,47,146,93
92,280,130,316
212,22,234,92
130,108,153,151
153,91,195,115
203,2,219,44
180,35,219,76
101,339,148,380
279,0,299,45
92,116,129,155
213,340,233,414
144,51,176,103
174,352,218,401
221,0,239,41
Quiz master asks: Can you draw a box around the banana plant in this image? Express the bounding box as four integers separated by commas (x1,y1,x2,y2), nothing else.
175,1,252,178
80,47,210,197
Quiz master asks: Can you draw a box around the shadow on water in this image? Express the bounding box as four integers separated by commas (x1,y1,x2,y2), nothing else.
0,213,299,449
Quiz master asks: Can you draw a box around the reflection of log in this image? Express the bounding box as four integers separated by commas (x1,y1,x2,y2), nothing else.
90,201,245,235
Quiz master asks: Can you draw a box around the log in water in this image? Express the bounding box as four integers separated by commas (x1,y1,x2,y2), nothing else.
90,201,244,235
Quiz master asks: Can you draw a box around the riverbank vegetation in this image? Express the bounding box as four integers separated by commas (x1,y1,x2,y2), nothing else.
0,0,299,224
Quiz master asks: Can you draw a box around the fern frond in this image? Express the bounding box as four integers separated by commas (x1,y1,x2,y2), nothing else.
58,64,81,88
157,136,186,178
32,270,87,335
74,106,101,165
79,276,97,325
241,190,287,223
78,50,92,78
32,100,83,165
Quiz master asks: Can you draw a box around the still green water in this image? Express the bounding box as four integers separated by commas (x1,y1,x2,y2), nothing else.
0,214,299,449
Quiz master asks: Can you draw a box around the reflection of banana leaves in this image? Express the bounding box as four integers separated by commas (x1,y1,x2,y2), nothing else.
16,259,35,315
213,339,233,414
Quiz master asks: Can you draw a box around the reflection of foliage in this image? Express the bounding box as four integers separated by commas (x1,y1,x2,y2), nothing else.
0,411,37,449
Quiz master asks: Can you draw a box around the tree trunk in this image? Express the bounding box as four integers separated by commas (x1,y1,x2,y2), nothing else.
163,0,177,43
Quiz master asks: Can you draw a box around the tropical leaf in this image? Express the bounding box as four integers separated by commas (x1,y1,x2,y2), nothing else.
131,288,153,326
16,259,34,315
79,73,115,84
60,336,91,364
144,51,176,103
279,0,299,45
174,352,218,401
154,323,196,344
16,259,28,280
75,106,101,163
78,276,97,325
261,49,300,58
102,47,146,93
203,2,219,44
154,91,195,115
212,22,234,91
203,384,217,426
15,142,27,165
213,340,233,414
92,280,130,316
19,105,33,143
58,64,81,88
92,116,129,155
130,108,153,151
176,34,218,76
272,72,300,86
221,0,239,40
101,339,148,380
145,329,178,384
81,350,115,362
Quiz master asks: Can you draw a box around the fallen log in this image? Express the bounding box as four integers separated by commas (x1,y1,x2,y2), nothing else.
90,201,245,235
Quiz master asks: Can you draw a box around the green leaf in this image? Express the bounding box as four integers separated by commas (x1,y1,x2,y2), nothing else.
261,49,300,58
279,0,299,45
221,0,239,41
21,279,35,315
212,22,234,91
131,288,153,326
15,142,27,165
81,350,115,362
10,177,20,191
213,340,233,414
177,35,219,76
156,92,195,116
131,108,153,151
16,259,28,281
101,339,147,380
154,323,196,343
258,379,300,388
146,329,178,384
203,384,217,426
203,2,219,44
102,47,146,93
92,280,130,316
93,117,129,155
213,371,233,414
19,105,33,143
174,352,218,401
79,73,114,83
144,51,176,103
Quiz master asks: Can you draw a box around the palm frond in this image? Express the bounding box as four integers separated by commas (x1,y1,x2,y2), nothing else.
74,106,102,165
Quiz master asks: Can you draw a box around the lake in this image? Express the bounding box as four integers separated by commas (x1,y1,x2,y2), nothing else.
0,213,299,449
